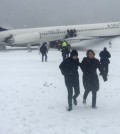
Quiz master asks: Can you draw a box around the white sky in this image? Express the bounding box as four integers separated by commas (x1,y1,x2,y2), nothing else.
0,0,120,28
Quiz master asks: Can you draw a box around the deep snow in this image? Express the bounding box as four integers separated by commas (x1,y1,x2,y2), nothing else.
0,38,120,134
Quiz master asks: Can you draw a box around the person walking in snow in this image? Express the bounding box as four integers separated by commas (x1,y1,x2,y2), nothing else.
40,43,48,62
99,47,111,76
81,49,107,108
61,41,70,60
59,50,81,111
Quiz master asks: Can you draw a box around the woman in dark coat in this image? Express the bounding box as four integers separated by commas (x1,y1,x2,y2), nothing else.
81,49,107,108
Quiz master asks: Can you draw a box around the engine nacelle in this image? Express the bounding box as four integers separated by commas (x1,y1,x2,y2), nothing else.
10,32,40,44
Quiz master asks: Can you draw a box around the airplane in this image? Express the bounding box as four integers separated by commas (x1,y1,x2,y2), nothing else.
0,21,120,50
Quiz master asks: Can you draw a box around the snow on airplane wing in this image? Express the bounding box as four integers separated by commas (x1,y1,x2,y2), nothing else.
64,35,120,43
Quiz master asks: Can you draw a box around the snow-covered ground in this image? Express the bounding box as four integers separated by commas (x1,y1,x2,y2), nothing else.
0,38,120,134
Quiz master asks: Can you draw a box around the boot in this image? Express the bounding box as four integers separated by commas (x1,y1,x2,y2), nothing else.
73,96,77,105
92,106,97,109
68,106,72,111
83,99,86,105
68,99,72,111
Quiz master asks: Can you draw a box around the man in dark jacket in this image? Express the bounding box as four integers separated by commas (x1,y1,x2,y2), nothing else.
59,50,80,111
99,47,111,76
61,41,70,60
40,43,48,62
81,49,107,108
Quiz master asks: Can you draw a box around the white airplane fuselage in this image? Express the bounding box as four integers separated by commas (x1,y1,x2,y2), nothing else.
0,22,120,47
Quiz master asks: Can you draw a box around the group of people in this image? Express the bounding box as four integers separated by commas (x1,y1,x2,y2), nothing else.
66,29,77,38
59,48,111,111
39,40,71,62
39,41,111,111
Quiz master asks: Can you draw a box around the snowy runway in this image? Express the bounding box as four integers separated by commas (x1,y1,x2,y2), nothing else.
0,39,120,134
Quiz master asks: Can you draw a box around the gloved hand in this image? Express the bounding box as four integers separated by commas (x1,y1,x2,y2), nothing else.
103,76,107,82
61,71,65,75
76,58,79,62
76,58,81,66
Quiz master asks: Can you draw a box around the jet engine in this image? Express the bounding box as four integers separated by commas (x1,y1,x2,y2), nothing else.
6,32,40,45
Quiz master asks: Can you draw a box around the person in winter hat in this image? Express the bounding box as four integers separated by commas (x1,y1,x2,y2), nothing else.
59,49,81,111
70,49,78,57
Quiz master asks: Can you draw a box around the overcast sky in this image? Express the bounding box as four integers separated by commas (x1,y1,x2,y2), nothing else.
0,0,120,28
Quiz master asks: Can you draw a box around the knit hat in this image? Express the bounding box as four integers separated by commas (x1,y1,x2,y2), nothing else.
104,47,107,50
70,50,78,57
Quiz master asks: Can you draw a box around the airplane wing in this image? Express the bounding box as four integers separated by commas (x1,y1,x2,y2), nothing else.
65,36,96,41
64,36,100,44
66,35,120,41
64,35,120,43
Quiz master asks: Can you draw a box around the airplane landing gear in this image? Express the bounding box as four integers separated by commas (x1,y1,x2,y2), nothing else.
27,43,32,52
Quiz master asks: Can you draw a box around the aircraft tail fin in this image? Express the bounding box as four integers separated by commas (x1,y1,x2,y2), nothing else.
0,27,8,32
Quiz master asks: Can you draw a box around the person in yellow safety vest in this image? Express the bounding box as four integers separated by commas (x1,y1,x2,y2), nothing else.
61,41,70,60
62,41,68,48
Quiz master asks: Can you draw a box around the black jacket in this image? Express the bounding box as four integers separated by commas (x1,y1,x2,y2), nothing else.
59,57,80,77
81,57,107,92
59,57,80,88
40,45,48,54
99,50,111,64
